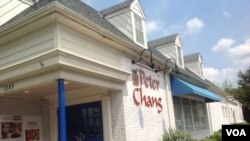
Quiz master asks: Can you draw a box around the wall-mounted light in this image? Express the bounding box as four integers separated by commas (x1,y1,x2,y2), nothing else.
132,49,155,70
155,58,179,73
24,90,30,94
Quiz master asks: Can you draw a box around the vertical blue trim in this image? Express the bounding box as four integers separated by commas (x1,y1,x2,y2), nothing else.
58,79,67,141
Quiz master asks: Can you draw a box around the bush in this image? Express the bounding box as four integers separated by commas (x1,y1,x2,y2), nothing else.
202,130,222,141
231,122,249,125
201,139,217,141
163,128,194,141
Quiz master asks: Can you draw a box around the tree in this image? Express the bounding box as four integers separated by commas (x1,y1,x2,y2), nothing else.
221,79,235,96
237,67,250,109
237,67,250,122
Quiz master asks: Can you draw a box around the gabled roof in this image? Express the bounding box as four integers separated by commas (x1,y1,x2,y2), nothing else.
99,0,134,16
148,33,178,48
184,53,201,62
1,0,134,46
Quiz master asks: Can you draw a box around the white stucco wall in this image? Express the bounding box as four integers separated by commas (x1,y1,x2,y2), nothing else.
207,99,244,133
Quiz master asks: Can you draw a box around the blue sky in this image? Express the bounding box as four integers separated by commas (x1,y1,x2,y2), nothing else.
82,0,250,86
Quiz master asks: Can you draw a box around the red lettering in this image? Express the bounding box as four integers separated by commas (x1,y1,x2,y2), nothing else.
133,87,141,106
139,69,145,86
146,96,152,107
132,86,163,113
138,69,160,90
132,68,162,113
145,77,149,88
141,93,147,106
157,98,163,113
148,75,152,88
155,80,159,90
152,80,156,90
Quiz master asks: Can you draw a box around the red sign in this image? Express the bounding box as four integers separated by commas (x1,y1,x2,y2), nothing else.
132,69,162,113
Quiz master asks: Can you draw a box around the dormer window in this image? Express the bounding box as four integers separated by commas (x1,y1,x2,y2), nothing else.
134,14,144,45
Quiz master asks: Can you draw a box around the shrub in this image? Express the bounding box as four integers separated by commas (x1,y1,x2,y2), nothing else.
201,139,217,141
231,122,249,125
163,128,194,141
202,130,222,141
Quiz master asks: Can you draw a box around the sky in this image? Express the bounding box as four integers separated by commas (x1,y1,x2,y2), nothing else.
82,0,250,87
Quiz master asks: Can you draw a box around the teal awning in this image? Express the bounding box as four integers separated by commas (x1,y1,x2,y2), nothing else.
170,76,221,102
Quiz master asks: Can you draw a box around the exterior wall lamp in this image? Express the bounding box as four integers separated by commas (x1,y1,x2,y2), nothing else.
155,58,179,74
132,49,155,70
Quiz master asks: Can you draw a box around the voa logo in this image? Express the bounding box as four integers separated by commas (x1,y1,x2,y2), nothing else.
226,129,246,136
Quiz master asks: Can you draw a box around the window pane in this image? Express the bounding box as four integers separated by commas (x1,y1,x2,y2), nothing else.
88,107,93,117
134,15,144,45
136,29,144,44
173,97,184,131
182,99,194,131
177,46,183,66
198,102,208,130
191,100,201,130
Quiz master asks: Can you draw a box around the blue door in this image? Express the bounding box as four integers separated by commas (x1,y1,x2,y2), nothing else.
66,101,103,141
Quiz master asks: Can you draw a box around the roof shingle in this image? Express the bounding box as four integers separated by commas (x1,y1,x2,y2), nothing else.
1,0,135,45
99,0,133,16
148,33,178,47
184,53,201,62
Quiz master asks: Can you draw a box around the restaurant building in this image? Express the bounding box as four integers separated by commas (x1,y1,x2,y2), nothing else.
0,0,244,141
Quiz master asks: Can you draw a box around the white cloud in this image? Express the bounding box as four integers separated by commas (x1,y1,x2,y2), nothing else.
212,38,235,52
185,17,204,34
222,11,231,18
228,38,250,59
207,37,250,86
203,67,238,86
146,20,164,33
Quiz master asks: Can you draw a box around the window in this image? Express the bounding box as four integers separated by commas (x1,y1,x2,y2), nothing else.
173,97,184,131
134,15,144,45
192,100,201,130
182,99,194,131
66,102,103,141
173,97,209,132
198,102,208,129
177,46,183,67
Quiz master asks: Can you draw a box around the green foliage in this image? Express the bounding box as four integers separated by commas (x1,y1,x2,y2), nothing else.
202,130,222,141
201,139,216,141
221,79,234,95
203,123,249,141
237,67,250,110
162,128,194,141
231,122,249,125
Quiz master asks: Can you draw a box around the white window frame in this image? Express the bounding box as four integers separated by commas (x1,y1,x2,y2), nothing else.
176,46,184,68
134,14,145,46
173,97,209,132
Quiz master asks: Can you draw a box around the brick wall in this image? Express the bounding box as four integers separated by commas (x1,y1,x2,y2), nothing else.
120,66,170,141
110,90,127,141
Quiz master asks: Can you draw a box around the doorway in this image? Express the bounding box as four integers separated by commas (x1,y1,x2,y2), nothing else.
66,101,103,141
